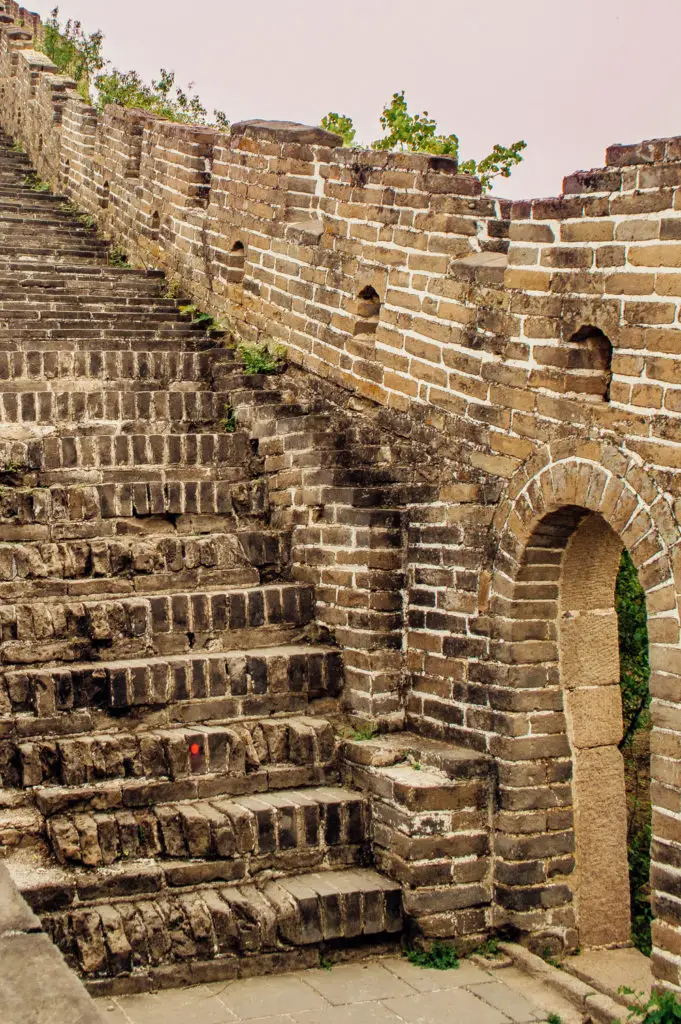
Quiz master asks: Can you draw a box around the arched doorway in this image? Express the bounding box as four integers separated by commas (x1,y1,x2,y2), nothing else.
487,447,679,969
532,507,632,946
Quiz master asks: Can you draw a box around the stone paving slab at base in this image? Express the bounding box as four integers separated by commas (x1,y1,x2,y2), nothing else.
1,932,104,1024
98,957,585,1024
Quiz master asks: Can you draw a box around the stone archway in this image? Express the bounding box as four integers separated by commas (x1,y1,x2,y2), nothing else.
486,442,681,968
560,511,631,947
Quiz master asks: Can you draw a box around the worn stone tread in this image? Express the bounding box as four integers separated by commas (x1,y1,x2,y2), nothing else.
30,866,403,981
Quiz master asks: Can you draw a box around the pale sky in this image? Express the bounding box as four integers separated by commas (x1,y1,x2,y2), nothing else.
29,0,681,199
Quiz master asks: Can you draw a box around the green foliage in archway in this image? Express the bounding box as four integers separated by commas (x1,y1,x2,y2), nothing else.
616,548,652,955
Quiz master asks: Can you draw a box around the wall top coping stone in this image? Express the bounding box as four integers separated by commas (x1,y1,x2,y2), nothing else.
606,136,681,166
230,119,342,146
18,46,55,69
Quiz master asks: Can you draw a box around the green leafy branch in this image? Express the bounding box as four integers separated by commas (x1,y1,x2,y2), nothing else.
618,987,681,1023
42,6,105,103
321,112,356,147
40,8,228,127
320,90,527,193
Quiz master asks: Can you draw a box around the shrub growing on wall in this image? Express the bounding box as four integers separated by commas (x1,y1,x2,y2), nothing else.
320,91,527,192
40,7,228,127
41,7,105,102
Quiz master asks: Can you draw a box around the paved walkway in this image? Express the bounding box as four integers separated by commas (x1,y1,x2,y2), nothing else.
98,957,585,1024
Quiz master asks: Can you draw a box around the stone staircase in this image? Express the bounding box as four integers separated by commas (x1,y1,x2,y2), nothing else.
0,130,404,992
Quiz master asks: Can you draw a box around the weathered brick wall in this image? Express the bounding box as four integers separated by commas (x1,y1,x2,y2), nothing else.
5,0,681,986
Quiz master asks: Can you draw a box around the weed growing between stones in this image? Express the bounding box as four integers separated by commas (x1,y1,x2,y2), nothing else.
59,201,96,229
238,341,286,375
619,987,681,1023
108,246,129,267
545,1015,562,1024
23,172,50,192
471,936,502,959
348,724,378,742
405,940,459,970
540,946,563,970
221,404,237,433
179,304,224,335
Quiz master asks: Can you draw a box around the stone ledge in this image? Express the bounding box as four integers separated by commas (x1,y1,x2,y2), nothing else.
342,730,492,779
0,864,103,1024
500,942,623,1024
230,121,342,147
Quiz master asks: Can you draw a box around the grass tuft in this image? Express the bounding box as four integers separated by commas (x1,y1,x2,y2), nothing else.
405,941,459,971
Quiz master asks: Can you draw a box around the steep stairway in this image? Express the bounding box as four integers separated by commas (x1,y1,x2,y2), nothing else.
0,131,402,992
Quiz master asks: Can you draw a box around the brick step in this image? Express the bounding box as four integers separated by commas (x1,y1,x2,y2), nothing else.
0,296,183,310
0,210,95,225
15,714,336,802
0,264,164,285
3,644,339,721
46,784,363,872
0,155,31,166
0,311,197,328
0,243,109,259
32,431,253,474
0,528,284,597
0,581,314,667
0,325,216,340
342,734,494,921
0,350,220,385
0,533,263,605
0,389,235,426
0,477,269,534
0,331,220,353
0,186,66,199
23,866,402,985
0,310,208,328
0,435,256,486
0,199,79,215
0,265,166,289
0,225,99,242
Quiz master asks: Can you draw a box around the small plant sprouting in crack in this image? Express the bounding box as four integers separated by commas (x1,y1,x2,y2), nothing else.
469,936,502,959
348,723,379,742
237,340,286,375
540,946,563,970
545,1015,562,1024
164,280,182,300
221,403,237,433
109,246,129,267
179,303,224,335
2,459,27,477
11,141,24,153
23,172,50,193
318,951,333,971
60,201,96,229
405,940,459,970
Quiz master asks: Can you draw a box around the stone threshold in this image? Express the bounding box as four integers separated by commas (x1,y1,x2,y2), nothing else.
501,941,639,1024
